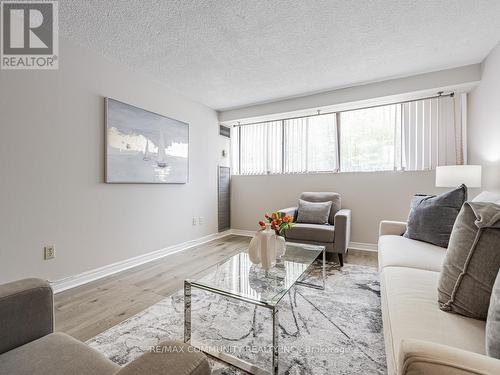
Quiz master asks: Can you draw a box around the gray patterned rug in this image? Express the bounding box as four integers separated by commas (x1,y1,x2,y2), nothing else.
87,261,386,374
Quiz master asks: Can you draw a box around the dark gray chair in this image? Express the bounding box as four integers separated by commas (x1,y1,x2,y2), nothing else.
279,192,351,266
0,278,210,375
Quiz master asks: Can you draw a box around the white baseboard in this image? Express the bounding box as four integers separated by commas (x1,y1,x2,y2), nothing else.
230,229,255,237
51,229,376,294
51,230,233,294
348,241,378,252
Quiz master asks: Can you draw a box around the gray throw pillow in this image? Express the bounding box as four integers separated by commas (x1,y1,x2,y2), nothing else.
296,199,332,225
404,184,467,248
438,202,500,320
487,270,500,359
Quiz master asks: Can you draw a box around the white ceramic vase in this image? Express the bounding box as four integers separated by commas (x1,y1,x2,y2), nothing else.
249,223,277,270
248,233,261,264
275,235,286,258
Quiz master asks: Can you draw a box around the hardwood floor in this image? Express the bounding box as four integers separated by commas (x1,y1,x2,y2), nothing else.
54,235,377,341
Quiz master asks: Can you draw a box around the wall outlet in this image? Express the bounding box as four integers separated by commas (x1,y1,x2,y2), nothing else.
43,245,55,260
198,217,205,225
192,217,197,225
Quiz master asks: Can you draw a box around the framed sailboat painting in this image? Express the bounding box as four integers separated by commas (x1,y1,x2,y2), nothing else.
105,98,189,183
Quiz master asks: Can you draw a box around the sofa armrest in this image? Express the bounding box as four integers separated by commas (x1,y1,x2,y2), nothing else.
399,339,500,375
0,278,54,354
379,220,407,237
334,209,351,254
115,341,210,375
278,207,298,221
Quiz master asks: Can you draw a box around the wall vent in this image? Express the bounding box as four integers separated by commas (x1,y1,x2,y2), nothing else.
219,125,231,138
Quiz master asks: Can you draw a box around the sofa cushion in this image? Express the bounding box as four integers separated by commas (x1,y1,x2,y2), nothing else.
438,202,500,320
299,192,341,225
285,223,335,243
404,185,467,248
398,339,500,375
284,238,334,252
487,270,500,359
473,191,500,204
296,199,332,224
0,332,119,375
381,267,486,375
378,235,446,272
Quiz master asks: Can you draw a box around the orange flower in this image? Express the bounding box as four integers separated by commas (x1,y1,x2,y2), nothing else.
283,216,289,223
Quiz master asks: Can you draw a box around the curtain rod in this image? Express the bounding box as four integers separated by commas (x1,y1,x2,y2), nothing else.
231,92,455,127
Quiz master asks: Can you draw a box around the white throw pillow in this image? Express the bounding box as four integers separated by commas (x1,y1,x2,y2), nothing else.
472,191,500,204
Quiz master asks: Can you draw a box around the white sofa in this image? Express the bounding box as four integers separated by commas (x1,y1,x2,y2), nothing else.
378,220,500,375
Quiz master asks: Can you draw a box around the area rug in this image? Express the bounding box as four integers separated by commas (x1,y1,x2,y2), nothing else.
86,261,386,374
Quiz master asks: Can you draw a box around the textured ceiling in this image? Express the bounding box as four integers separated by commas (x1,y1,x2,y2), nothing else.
60,0,500,110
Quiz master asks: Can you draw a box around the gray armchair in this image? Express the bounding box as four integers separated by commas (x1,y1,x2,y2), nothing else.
0,278,210,375
279,192,351,266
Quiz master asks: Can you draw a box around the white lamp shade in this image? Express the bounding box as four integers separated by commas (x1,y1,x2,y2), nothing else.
435,165,482,188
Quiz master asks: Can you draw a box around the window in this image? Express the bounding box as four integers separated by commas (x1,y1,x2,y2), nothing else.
233,121,282,175
284,114,338,173
231,94,465,175
340,105,401,172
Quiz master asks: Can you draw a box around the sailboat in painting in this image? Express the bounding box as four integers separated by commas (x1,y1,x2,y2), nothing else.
106,98,188,183
143,139,151,161
156,131,168,168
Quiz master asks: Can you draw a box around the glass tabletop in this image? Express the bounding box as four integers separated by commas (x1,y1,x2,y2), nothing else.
188,242,324,307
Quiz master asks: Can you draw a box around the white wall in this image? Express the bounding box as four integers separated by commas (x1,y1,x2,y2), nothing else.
231,171,449,245
220,65,481,123
468,42,500,189
0,39,220,284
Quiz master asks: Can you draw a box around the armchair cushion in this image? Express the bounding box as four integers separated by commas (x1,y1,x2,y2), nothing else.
296,199,332,224
0,332,119,375
0,278,53,354
300,192,341,225
285,223,335,243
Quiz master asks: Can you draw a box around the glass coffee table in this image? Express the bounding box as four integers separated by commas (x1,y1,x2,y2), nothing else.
184,242,325,375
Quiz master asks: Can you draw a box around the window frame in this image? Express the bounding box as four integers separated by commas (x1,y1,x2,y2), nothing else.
230,93,457,176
